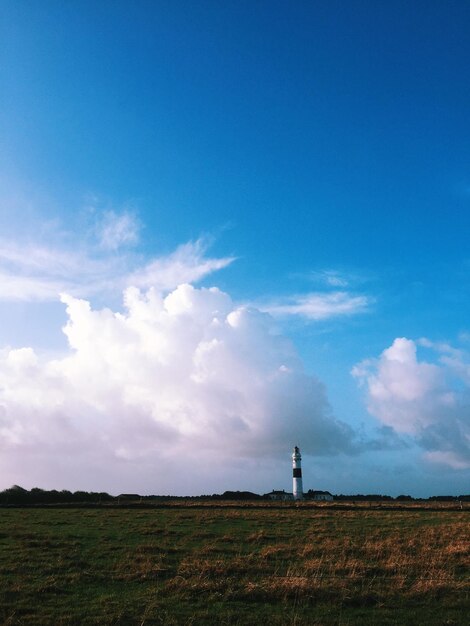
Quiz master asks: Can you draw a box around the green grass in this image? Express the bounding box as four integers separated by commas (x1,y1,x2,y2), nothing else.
0,504,468,624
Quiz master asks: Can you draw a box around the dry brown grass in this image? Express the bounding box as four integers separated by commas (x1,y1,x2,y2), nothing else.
155,513,469,612
0,504,468,624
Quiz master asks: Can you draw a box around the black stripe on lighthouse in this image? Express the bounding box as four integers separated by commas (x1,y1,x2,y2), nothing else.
293,468,302,478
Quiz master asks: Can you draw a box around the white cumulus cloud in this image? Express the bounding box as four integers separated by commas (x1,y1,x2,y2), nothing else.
353,337,470,470
0,283,354,493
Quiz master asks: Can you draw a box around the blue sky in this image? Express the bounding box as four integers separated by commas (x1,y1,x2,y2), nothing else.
1,1,469,496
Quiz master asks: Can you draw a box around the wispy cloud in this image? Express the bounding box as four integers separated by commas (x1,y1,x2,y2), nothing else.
96,210,141,251
308,269,350,288
0,241,91,275
293,267,373,290
0,239,112,301
0,218,234,302
260,291,371,321
0,270,66,302
127,240,236,291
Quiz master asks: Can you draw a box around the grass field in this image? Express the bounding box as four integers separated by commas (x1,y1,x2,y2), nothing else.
0,502,468,625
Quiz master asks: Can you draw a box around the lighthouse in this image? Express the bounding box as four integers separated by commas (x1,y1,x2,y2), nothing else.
292,446,303,500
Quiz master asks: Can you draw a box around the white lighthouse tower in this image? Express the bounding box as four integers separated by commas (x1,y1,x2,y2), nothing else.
292,446,303,500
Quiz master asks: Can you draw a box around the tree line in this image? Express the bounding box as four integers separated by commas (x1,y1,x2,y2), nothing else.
0,485,468,505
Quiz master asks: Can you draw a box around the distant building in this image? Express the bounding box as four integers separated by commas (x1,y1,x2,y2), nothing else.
308,490,334,501
265,489,294,501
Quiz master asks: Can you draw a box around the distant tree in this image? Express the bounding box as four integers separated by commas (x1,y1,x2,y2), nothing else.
0,485,29,504
428,495,456,502
334,494,393,501
0,486,114,506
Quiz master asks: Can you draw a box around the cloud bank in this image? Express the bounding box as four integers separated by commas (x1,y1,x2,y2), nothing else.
0,283,354,493
0,209,373,492
353,338,470,470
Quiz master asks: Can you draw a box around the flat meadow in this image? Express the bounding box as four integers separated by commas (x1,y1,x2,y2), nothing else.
0,502,468,625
